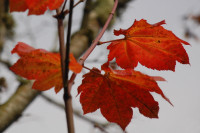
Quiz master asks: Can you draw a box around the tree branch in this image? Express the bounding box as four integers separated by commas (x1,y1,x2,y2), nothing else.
63,0,75,133
0,82,39,132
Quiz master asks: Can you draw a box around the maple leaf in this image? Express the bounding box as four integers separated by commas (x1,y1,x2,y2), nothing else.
9,0,64,15
105,19,190,71
10,42,82,93
78,63,171,130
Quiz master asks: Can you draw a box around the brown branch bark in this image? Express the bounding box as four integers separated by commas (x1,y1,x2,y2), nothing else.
0,82,38,132
63,1,75,133
0,0,134,132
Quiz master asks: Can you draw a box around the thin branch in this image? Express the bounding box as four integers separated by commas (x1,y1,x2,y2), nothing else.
99,38,124,45
79,0,118,63
54,0,84,19
63,0,75,133
68,0,119,91
64,0,73,88
56,2,75,132
62,0,84,16
56,9,65,79
83,65,92,71
61,0,68,13
74,0,84,7
0,82,38,133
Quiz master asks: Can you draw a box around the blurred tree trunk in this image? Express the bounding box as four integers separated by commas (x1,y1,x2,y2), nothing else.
0,0,134,132
0,0,15,53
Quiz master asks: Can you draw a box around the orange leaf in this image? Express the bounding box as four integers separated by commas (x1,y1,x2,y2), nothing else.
69,53,83,74
107,19,190,71
9,0,64,15
78,62,171,130
10,42,82,93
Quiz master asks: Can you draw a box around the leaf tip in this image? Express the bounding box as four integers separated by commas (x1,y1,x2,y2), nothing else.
151,76,166,81
152,20,166,26
11,42,35,55
69,53,82,73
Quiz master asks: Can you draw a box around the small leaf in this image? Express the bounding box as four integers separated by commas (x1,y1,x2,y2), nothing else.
69,53,82,73
78,63,171,130
10,42,82,93
9,0,64,15
106,19,190,71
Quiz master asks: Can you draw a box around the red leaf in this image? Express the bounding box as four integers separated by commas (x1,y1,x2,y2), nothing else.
9,0,64,15
78,63,171,130
107,19,190,71
10,42,82,93
69,53,82,74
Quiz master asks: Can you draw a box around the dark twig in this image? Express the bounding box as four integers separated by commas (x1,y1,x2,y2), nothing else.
73,0,84,7
63,0,75,133
54,0,84,19
62,0,84,16
61,0,68,13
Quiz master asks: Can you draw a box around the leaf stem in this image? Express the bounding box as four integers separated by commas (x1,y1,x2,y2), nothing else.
54,0,84,18
99,38,124,45
82,65,91,71
68,0,119,91
61,0,68,13
83,65,102,76
79,1,118,64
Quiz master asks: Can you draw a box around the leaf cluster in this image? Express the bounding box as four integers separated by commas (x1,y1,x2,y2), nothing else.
9,0,190,130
